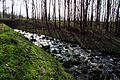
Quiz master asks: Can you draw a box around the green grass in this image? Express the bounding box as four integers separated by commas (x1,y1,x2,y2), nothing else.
0,23,75,80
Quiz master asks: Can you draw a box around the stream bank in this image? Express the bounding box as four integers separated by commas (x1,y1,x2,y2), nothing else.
15,29,120,80
1,19,120,56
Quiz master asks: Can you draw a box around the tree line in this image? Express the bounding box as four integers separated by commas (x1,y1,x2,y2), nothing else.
0,0,120,34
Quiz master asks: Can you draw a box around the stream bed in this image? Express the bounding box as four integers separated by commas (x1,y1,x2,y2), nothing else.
14,29,120,80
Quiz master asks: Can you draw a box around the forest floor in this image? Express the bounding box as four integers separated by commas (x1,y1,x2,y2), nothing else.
1,19,120,57
0,23,75,80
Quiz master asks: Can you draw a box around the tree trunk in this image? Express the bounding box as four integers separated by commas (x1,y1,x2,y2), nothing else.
96,0,101,30
48,0,51,21
44,0,47,21
11,0,14,19
53,0,56,27
67,0,70,28
2,0,6,18
25,0,29,19
58,0,61,28
116,0,120,34
74,0,76,28
64,0,66,28
106,0,111,32
90,0,94,30
32,0,35,19
80,0,83,30
83,0,89,30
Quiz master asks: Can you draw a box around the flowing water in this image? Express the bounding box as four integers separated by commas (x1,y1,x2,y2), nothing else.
14,29,120,80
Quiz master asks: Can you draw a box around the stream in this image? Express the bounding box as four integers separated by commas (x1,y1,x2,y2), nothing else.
14,29,120,80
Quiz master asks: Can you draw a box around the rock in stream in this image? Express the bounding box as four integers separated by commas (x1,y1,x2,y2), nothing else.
14,29,120,80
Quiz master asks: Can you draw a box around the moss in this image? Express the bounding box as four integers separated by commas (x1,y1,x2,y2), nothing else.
0,23,75,80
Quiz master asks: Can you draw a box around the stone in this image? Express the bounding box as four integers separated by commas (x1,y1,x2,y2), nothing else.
86,50,92,53
98,64,104,69
70,44,78,47
83,60,89,64
50,38,54,41
92,69,102,74
107,69,113,74
71,59,81,65
30,38,37,42
81,68,88,74
42,45,50,51
58,45,62,48
110,58,113,62
98,52,105,56
85,65,91,69
55,49,61,54
65,50,68,52
25,37,29,41
65,46,69,49
42,37,46,39
90,61,98,67
88,57,94,61
55,54,62,58
45,36,49,40
63,61,72,68
95,56,100,60
15,29,120,80
113,57,119,62
52,49,58,54
88,53,94,57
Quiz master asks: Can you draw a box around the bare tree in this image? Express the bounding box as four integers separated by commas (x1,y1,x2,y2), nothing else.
32,0,35,19
41,0,44,21
44,0,47,21
2,0,6,18
53,0,56,27
80,0,84,30
35,0,39,20
106,0,111,31
90,0,94,30
64,0,66,27
48,0,51,21
96,0,101,29
67,0,70,27
58,0,61,28
115,0,120,34
11,0,14,19
83,0,89,30
74,0,76,28
19,2,22,19
24,0,29,19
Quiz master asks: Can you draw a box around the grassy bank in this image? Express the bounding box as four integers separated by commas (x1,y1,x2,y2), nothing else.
0,23,75,80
